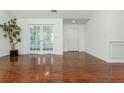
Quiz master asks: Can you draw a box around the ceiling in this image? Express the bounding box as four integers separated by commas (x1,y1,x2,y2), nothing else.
4,10,93,19
63,19,89,24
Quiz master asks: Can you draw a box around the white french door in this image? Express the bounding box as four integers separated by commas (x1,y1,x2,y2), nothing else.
28,24,54,54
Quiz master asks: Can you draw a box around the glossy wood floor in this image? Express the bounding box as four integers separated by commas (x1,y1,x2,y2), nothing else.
0,52,124,83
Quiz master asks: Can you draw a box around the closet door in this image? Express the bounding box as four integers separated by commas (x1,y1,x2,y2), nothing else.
66,27,79,51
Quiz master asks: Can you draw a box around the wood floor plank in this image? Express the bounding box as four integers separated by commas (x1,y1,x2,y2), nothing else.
0,52,123,83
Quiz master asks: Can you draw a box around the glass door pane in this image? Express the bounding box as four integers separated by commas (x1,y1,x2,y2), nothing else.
29,25,40,51
42,25,54,52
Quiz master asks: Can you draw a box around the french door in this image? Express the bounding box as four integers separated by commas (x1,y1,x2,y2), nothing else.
28,24,54,54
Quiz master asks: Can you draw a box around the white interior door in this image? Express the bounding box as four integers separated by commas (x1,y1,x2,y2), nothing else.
29,24,54,54
66,28,78,51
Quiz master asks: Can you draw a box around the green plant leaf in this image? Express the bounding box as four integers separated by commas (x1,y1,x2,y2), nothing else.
13,32,16,37
18,38,21,42
0,18,21,50
14,18,17,21
0,24,3,27
16,31,20,35
3,34,7,38
8,21,10,24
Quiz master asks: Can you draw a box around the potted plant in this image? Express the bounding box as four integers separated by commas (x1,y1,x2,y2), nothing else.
0,18,22,57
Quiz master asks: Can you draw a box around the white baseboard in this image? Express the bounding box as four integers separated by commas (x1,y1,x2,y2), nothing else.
85,51,109,63
107,59,124,63
85,51,124,63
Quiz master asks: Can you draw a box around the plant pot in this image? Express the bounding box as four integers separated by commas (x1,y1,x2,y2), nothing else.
10,50,18,57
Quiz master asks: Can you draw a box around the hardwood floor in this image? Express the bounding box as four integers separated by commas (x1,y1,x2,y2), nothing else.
0,52,124,83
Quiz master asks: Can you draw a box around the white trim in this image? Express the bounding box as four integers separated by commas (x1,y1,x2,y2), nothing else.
109,41,124,62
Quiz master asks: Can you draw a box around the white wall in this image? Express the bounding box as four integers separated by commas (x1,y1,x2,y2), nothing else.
85,11,111,62
0,11,10,57
107,11,124,41
85,10,124,62
17,18,63,55
63,24,85,52
107,11,124,62
79,24,85,51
